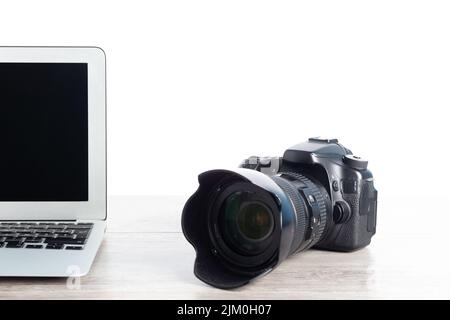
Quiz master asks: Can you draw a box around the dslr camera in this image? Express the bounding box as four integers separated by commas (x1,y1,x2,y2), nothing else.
182,138,377,289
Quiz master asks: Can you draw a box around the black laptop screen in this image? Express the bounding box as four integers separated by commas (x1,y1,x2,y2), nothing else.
0,63,88,201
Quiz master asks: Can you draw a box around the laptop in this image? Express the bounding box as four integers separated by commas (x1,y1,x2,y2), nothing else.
0,47,106,277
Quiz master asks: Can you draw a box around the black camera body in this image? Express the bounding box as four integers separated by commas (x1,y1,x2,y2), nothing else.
182,137,377,289
240,137,377,252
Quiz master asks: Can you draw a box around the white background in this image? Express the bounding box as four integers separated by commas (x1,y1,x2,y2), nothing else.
2,1,450,298
1,1,449,199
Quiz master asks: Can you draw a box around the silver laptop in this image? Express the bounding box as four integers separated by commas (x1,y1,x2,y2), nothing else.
0,47,106,277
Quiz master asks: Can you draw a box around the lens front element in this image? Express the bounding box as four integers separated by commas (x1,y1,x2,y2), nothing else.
220,191,275,256
237,202,273,240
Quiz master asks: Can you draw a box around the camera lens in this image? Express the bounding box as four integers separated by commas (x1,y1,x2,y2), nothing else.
181,168,332,289
219,191,275,255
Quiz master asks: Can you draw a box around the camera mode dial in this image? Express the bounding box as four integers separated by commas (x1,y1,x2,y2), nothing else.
343,155,368,170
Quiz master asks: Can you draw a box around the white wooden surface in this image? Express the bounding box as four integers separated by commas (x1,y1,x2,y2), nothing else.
0,195,449,299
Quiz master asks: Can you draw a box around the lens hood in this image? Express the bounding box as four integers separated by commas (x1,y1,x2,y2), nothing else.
181,169,297,289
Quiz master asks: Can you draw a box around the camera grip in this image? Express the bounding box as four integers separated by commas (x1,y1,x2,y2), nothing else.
337,179,377,251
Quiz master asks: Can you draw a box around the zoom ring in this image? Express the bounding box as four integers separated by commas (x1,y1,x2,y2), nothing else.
271,175,307,255
281,172,328,253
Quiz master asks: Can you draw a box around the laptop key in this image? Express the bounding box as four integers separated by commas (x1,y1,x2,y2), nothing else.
4,237,23,242
68,225,92,230
45,243,64,250
70,229,90,234
54,235,76,241
6,241,24,248
16,233,35,237
65,246,83,250
0,233,19,237
46,225,66,230
36,233,56,238
56,231,76,235
31,226,49,230
26,244,43,249
24,238,43,243
11,227,27,231
45,239,86,245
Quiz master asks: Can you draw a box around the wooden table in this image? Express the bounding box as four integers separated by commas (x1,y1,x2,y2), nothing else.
1,195,448,299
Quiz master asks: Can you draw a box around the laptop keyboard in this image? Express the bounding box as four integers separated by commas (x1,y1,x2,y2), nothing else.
0,222,93,250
